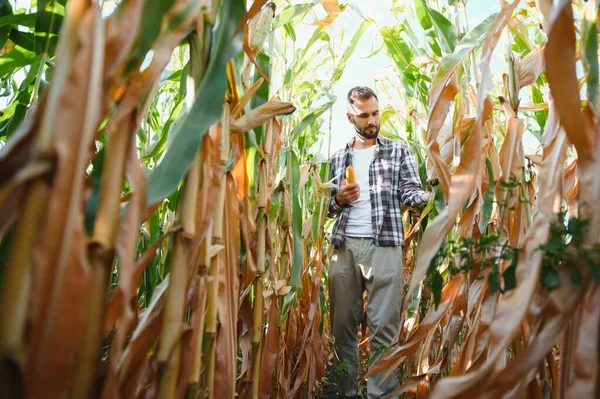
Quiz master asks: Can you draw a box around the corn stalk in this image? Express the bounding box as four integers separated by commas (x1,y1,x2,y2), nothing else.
0,0,94,382
203,103,231,398
249,120,270,397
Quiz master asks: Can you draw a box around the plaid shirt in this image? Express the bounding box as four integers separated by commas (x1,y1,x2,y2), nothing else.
328,136,427,247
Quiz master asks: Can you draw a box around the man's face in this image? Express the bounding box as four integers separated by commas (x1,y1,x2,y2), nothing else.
346,96,380,139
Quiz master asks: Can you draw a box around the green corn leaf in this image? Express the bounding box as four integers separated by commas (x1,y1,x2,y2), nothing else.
276,3,316,27
380,25,414,72
293,46,326,83
125,0,177,73
432,269,443,308
296,25,326,64
311,195,325,243
414,0,433,30
146,0,245,205
582,4,599,110
9,31,36,54
531,83,547,137
283,22,296,41
426,29,442,57
290,99,335,142
431,12,497,106
289,150,304,291
0,0,13,50
142,96,184,161
0,12,37,29
331,19,372,82
250,51,271,110
84,143,106,234
416,0,457,54
502,259,518,293
479,157,496,232
0,61,39,141
380,107,395,126
0,45,40,78
35,0,66,57
542,265,560,289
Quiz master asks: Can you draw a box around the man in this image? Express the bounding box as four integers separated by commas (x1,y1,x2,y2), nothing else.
327,86,430,398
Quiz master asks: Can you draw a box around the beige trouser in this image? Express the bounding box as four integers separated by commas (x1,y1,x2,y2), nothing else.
329,237,403,398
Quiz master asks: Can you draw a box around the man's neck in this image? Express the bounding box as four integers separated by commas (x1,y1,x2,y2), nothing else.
352,135,377,150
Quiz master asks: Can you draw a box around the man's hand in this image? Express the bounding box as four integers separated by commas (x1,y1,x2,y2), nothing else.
335,179,360,206
420,192,431,203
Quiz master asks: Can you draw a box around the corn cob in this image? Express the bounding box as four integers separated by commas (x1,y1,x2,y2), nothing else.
248,3,276,53
346,166,356,184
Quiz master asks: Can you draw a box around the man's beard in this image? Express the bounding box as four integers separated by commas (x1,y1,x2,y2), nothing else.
352,120,380,140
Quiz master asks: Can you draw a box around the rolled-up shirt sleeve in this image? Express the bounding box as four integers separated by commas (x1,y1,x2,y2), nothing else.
398,145,427,206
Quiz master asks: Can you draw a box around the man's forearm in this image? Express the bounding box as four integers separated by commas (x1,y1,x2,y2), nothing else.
328,191,344,217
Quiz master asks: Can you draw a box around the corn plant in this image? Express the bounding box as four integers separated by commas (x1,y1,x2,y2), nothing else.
0,0,370,397
1,0,600,398
363,0,600,398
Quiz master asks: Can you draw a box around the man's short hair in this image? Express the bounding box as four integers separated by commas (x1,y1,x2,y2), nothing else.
347,86,378,104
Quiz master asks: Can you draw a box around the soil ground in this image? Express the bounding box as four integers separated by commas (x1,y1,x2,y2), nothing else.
315,363,368,399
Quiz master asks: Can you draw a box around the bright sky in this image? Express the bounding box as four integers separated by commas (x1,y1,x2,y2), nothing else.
293,0,504,156
4,0,524,155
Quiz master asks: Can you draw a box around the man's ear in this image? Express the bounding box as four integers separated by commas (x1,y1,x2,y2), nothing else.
346,113,352,123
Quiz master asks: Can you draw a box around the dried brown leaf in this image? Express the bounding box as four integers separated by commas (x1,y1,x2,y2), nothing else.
104,0,144,76
230,101,296,134
534,0,553,30
496,117,525,237
0,98,44,188
517,44,545,89
258,298,279,398
388,375,429,398
475,279,585,399
25,3,105,394
430,99,568,399
314,0,342,26
298,163,311,192
545,0,594,162
237,296,254,388
565,286,600,398
232,78,265,119
109,137,148,360
0,185,22,237
175,275,205,398
193,131,222,247
110,0,203,127
368,275,463,380
426,78,458,199
214,174,241,396
408,0,519,306
118,278,169,387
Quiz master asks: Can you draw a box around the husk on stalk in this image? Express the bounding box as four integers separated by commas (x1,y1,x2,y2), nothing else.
204,103,231,398
250,159,268,398
154,4,217,392
70,117,134,399
0,0,96,382
156,90,204,399
10,4,105,397
3,0,600,397
187,235,210,396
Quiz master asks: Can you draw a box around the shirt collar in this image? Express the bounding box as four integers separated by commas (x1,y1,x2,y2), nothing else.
345,136,384,151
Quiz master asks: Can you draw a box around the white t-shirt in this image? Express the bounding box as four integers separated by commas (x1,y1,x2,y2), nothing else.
345,146,376,237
